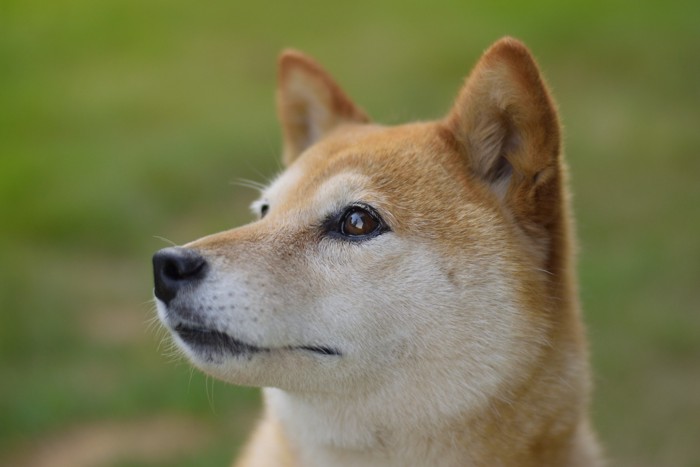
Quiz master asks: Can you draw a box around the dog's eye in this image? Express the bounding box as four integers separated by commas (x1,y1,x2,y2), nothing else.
260,204,269,218
340,206,380,237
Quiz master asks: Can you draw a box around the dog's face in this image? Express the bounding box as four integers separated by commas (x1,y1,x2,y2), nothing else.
154,39,567,415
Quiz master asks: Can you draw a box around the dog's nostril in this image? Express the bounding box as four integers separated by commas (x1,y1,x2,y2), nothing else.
162,253,205,281
162,260,180,281
152,247,208,305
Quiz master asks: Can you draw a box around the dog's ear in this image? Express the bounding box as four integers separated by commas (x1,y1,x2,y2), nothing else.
446,37,563,244
447,37,560,195
277,50,369,165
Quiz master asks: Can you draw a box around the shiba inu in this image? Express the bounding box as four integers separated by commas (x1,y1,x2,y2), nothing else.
152,37,602,466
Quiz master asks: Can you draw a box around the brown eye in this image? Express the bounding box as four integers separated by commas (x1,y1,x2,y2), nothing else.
340,207,380,237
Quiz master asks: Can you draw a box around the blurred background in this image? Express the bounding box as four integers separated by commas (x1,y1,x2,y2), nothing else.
1,0,698,466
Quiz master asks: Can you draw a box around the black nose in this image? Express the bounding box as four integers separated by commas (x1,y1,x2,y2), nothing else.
152,247,208,305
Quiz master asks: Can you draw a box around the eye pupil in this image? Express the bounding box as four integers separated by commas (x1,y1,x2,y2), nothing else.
260,204,269,218
341,207,379,236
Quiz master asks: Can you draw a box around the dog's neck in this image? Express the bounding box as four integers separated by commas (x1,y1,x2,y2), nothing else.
262,343,598,467
264,387,478,467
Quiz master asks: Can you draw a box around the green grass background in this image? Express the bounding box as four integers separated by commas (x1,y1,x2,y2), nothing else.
1,0,698,465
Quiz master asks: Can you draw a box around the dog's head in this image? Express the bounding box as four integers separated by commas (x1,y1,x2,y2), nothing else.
153,38,574,415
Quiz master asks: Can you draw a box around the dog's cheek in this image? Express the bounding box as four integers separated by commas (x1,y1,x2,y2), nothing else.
311,240,443,351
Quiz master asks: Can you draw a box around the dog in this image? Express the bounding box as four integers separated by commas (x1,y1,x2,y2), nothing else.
152,37,602,466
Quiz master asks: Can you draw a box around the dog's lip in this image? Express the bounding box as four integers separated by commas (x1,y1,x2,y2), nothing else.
173,323,342,357
295,345,342,356
174,324,264,355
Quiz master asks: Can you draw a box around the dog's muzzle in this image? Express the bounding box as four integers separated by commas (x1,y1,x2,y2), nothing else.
152,247,208,305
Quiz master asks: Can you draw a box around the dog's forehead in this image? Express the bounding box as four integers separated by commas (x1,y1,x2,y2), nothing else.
267,122,468,204
257,121,500,245
264,164,386,227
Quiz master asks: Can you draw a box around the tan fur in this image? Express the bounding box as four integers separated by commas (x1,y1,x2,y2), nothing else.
153,37,602,466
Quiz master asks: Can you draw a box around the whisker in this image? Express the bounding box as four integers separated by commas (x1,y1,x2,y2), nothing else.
188,366,196,391
146,316,162,335
163,342,184,364
140,298,156,307
205,375,217,413
244,157,279,185
153,235,178,247
230,178,267,192
534,268,554,276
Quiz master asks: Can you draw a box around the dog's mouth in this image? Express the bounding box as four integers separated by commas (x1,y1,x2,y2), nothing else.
175,324,264,355
173,324,342,357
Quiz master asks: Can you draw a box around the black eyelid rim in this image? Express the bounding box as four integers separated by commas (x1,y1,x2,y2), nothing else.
321,202,391,241
260,203,270,218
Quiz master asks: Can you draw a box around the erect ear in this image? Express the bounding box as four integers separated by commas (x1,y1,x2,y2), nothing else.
446,37,563,242
277,50,370,165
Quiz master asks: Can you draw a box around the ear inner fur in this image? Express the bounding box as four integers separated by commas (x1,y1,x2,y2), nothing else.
446,37,560,188
445,37,565,272
277,50,370,165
